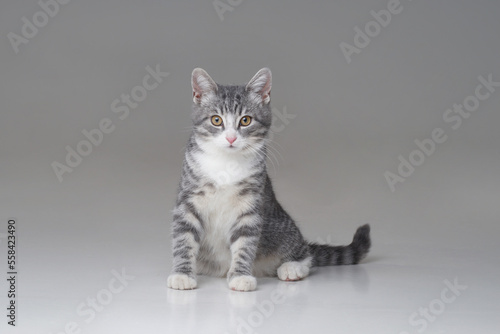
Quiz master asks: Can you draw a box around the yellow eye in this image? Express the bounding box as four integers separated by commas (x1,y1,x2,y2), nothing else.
211,115,223,126
240,116,252,126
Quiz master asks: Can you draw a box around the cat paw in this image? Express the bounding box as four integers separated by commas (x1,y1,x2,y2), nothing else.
228,275,257,292
277,261,310,281
167,273,197,290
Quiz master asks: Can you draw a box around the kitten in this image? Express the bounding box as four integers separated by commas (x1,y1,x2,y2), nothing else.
167,68,371,291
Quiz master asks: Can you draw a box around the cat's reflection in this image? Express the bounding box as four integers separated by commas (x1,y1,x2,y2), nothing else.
166,287,198,305
165,267,370,334
165,279,304,334
225,280,304,334
311,264,371,293
165,278,303,307
227,280,302,308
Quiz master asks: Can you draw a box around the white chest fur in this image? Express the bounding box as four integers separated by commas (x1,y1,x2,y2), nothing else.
192,183,254,276
193,149,256,186
190,151,257,276
192,150,256,228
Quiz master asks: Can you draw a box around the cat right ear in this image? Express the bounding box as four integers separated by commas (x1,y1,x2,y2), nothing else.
246,68,272,105
191,68,218,104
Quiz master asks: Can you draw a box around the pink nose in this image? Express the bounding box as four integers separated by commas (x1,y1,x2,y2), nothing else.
226,136,237,145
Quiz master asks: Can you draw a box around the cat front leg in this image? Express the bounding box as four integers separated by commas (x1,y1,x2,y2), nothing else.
167,205,203,290
227,214,261,292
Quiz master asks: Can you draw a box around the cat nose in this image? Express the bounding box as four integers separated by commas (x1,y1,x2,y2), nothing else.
226,136,237,144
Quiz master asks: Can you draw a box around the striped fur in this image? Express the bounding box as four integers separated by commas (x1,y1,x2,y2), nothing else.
167,68,371,291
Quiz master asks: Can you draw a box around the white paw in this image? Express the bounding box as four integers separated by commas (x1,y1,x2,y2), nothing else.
277,261,310,281
228,275,257,292
167,273,197,290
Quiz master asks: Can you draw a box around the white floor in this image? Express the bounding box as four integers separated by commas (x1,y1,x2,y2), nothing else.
5,246,498,334
1,160,498,334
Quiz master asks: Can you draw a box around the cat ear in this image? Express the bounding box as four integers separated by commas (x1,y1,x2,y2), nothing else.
246,68,272,104
191,68,218,104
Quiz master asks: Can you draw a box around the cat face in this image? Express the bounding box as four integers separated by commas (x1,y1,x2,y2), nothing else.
191,68,272,154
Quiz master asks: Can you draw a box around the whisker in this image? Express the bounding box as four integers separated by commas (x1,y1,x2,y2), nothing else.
181,125,195,133
253,144,277,176
265,144,281,166
245,144,270,169
264,140,282,171
266,139,284,161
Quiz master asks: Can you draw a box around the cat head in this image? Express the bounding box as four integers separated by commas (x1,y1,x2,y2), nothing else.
190,68,272,154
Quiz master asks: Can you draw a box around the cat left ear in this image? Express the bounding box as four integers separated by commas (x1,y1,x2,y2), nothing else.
246,68,272,104
192,68,218,104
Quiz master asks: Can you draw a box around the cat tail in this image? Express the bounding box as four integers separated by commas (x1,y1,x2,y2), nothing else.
308,224,371,266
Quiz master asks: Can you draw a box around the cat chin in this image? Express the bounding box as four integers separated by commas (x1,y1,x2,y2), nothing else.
207,142,246,154
196,136,263,158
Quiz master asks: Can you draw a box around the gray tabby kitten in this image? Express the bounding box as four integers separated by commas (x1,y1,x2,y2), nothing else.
167,68,371,291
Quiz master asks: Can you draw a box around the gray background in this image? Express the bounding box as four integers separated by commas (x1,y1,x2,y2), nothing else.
0,0,499,333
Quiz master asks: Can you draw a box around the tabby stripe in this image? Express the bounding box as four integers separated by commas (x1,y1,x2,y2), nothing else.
173,247,193,260
173,261,192,274
194,128,211,138
194,116,210,126
172,220,201,242
238,187,261,197
251,129,268,137
241,247,256,260
173,240,191,250
184,201,205,228
236,210,258,221
230,226,259,244
184,163,200,181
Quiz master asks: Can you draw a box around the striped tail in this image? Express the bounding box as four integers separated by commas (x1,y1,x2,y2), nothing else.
309,224,371,266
